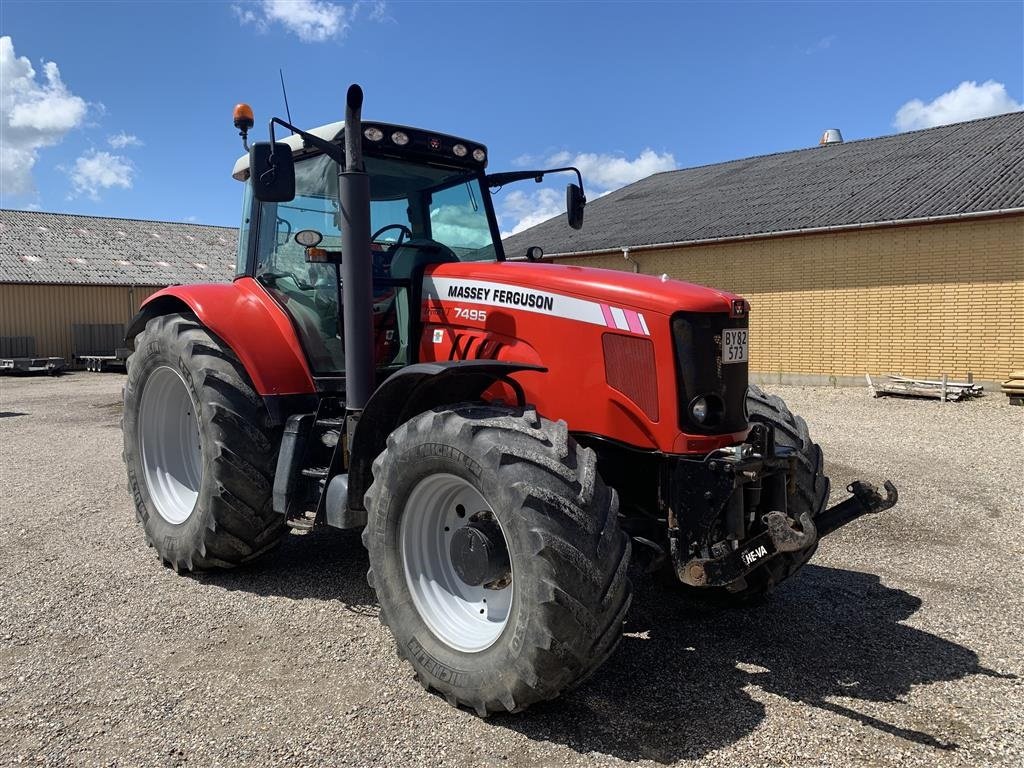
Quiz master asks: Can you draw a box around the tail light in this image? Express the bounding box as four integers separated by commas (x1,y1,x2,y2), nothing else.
602,333,659,421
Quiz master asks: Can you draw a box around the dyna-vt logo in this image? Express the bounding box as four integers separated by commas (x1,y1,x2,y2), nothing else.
742,545,768,567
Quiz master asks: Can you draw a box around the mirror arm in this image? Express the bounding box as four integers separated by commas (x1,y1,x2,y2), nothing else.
546,166,586,199
487,166,586,199
267,117,346,166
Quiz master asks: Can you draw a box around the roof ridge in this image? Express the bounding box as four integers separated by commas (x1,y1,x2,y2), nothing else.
0,208,237,230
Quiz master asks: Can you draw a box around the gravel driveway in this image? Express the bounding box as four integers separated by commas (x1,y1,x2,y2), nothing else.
1,373,1021,767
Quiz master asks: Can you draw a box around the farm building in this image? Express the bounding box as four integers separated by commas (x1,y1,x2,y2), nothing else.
504,112,1024,385
0,211,235,364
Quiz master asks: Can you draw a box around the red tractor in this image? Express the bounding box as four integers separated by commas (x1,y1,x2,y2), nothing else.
122,85,897,715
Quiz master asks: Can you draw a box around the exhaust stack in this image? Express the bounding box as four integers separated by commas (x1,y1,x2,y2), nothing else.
337,84,374,412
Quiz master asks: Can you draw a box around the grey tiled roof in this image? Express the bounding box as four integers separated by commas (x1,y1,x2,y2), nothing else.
0,211,238,285
503,111,1024,257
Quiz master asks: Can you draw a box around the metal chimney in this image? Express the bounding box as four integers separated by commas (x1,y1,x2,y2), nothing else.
819,128,844,145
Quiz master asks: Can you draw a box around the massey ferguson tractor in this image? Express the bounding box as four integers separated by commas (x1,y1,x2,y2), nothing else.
122,85,897,715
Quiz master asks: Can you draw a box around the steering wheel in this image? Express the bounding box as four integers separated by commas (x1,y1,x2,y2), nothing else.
275,217,293,246
371,224,412,247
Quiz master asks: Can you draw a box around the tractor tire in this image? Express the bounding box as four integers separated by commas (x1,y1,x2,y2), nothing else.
675,385,830,605
362,403,632,715
122,312,286,571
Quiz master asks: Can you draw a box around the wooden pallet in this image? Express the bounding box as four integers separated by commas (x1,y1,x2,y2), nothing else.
866,373,983,402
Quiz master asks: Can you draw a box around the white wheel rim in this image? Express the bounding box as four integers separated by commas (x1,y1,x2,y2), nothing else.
137,365,202,525
400,473,513,653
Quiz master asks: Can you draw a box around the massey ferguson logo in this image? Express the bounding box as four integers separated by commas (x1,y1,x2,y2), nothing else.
742,545,768,567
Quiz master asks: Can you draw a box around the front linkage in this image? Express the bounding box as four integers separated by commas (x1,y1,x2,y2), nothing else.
667,423,898,589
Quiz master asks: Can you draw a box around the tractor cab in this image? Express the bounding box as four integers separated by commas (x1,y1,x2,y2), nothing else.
232,121,504,379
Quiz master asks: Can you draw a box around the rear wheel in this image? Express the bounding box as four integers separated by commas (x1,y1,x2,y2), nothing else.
122,313,287,570
363,404,632,715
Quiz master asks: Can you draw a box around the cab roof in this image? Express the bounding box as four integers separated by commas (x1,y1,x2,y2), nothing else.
231,121,489,181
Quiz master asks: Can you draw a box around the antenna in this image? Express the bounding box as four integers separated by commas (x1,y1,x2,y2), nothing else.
279,68,294,133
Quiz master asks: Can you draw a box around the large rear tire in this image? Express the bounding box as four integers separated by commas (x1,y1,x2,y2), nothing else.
363,404,632,715
122,313,286,571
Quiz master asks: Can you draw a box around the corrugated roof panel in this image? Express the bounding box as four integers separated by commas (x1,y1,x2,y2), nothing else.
504,111,1024,256
0,211,238,285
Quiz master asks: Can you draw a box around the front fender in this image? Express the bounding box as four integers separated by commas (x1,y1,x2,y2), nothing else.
347,360,546,510
126,277,315,396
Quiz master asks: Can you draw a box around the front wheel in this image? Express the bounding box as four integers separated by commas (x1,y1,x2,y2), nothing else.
122,313,287,570
677,385,830,604
363,404,632,715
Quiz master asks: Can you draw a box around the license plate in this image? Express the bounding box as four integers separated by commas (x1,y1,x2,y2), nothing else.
722,328,748,364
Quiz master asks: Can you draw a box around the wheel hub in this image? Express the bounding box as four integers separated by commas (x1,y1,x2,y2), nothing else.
449,517,511,588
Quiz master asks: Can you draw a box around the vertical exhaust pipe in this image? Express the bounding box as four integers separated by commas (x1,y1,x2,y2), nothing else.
337,84,374,412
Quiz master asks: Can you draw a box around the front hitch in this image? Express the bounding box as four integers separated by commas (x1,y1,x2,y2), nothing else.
816,480,899,538
676,479,898,588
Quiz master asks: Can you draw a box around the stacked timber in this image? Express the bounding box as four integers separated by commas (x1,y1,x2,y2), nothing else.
866,373,985,402
1002,371,1024,406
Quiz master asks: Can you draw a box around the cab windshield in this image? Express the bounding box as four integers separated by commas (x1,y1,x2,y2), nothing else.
252,152,499,375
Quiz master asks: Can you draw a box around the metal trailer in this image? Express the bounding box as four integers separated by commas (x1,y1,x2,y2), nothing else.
78,347,131,373
0,357,66,375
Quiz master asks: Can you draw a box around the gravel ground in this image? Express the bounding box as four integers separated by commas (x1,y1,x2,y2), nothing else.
1,373,1022,767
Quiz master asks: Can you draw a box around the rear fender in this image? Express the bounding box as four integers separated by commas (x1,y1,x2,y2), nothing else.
347,360,546,510
125,278,315,396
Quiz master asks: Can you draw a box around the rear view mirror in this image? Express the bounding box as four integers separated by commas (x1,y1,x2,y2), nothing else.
250,142,295,202
566,183,585,230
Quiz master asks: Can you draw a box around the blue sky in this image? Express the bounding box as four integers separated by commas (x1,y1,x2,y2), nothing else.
2,0,1022,234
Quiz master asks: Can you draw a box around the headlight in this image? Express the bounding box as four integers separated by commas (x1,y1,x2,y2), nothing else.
690,396,709,424
391,131,409,146
363,127,383,141
452,143,468,157
472,148,486,162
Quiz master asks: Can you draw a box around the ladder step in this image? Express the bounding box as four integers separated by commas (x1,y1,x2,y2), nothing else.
316,417,344,427
301,466,329,479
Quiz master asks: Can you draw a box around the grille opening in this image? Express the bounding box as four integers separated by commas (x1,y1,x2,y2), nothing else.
602,333,659,421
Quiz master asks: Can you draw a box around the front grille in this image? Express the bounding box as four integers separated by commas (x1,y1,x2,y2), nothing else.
671,311,748,434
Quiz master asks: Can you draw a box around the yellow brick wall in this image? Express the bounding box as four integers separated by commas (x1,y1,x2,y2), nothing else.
561,215,1024,382
0,283,161,362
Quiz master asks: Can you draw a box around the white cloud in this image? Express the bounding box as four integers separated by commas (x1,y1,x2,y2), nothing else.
806,34,836,55
0,36,87,197
562,149,677,191
894,80,1023,132
234,0,384,42
108,131,142,149
499,188,564,238
352,0,387,21
68,150,134,200
499,148,677,237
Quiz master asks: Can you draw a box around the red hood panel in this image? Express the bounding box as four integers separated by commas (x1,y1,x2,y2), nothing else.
430,260,739,314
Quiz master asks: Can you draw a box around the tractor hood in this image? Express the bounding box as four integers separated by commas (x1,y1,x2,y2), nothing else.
430,260,742,315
